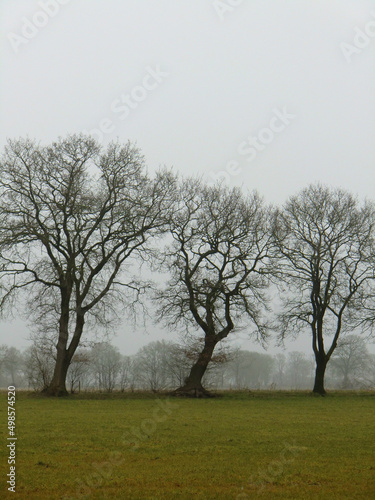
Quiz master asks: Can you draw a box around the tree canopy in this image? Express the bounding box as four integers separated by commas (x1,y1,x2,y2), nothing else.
274,184,375,394
0,134,175,395
155,179,274,395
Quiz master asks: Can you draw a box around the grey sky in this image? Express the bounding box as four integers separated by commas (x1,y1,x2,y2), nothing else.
1,0,375,355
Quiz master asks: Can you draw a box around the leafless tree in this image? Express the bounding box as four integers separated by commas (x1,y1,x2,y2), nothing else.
23,339,55,391
328,335,371,389
0,345,24,387
118,355,135,392
272,353,287,389
89,342,122,392
285,351,314,390
67,349,91,393
274,184,375,395
177,335,232,390
0,135,175,395
155,179,274,396
226,350,275,389
162,342,192,388
361,354,375,389
132,340,173,391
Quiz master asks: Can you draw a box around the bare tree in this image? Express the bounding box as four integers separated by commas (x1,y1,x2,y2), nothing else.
226,350,274,389
23,340,55,391
328,335,371,389
274,184,375,395
67,349,90,393
0,135,174,395
272,353,287,389
118,355,135,392
132,340,172,391
0,345,24,387
285,351,314,390
162,342,192,388
155,180,274,396
89,342,122,392
361,354,375,389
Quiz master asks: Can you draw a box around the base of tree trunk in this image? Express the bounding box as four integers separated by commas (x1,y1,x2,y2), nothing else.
312,388,327,396
41,386,69,397
171,385,217,398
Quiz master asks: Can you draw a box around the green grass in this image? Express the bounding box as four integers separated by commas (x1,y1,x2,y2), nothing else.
0,391,374,499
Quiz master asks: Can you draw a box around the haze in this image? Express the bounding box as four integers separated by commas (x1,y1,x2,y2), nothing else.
1,0,374,356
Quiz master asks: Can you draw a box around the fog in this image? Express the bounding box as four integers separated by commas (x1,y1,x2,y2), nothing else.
1,0,375,356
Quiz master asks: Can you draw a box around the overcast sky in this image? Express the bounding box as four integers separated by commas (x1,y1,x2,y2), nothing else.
1,0,375,355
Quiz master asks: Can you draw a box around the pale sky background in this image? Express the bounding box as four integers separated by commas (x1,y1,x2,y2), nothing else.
1,0,375,356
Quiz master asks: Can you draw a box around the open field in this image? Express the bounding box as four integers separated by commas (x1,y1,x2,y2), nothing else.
0,391,374,499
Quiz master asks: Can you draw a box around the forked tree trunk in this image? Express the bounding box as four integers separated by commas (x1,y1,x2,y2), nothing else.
174,338,217,397
313,353,327,395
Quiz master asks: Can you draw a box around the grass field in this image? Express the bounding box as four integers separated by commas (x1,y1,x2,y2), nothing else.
0,391,374,499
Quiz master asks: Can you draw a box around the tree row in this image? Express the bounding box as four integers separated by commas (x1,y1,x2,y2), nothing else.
0,135,374,396
1,336,373,392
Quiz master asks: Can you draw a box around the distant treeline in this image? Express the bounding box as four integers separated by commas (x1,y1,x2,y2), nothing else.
1,336,374,392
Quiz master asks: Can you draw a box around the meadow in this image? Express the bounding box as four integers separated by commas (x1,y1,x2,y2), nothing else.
0,391,374,499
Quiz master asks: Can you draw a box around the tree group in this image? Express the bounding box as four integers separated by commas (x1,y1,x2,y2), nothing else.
0,135,374,396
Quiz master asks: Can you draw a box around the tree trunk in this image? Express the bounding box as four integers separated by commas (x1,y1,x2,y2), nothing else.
42,351,70,396
342,373,351,390
174,338,217,397
313,354,327,395
43,310,85,397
